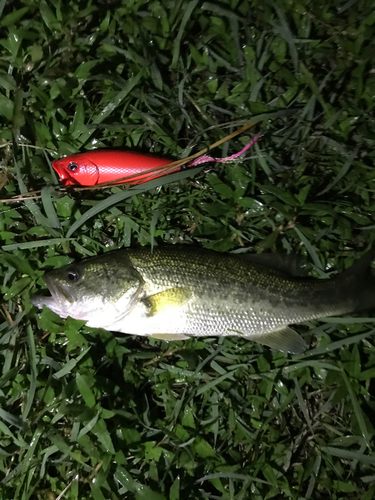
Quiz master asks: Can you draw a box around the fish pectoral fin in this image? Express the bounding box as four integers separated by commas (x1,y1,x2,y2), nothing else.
145,287,192,317
248,326,307,354
149,333,190,341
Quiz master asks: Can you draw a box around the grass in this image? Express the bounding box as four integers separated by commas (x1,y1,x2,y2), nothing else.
1,0,375,498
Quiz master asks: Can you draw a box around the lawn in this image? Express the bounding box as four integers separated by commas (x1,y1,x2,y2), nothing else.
0,0,375,498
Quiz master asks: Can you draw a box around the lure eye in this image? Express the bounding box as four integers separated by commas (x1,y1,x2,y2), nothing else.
68,162,78,172
67,271,79,282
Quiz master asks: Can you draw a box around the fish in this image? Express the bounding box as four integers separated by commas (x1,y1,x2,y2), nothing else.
52,150,175,186
30,246,375,354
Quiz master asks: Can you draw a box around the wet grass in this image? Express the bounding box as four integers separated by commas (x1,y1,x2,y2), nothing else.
1,0,375,498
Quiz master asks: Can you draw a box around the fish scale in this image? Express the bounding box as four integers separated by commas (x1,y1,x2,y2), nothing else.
31,246,375,354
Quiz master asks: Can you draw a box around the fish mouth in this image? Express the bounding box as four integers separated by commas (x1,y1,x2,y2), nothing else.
45,275,76,304
31,275,76,315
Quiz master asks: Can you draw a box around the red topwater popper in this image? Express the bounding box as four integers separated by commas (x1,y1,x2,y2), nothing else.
52,150,175,186
52,136,260,187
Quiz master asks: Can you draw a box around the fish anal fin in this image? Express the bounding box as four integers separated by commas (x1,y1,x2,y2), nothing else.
145,288,191,316
149,333,190,340
247,326,307,354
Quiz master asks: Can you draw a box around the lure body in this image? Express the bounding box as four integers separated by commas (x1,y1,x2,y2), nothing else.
52,136,260,187
52,150,174,186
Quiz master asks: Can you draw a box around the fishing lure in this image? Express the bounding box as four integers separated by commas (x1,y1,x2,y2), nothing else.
52,136,260,187
52,150,174,186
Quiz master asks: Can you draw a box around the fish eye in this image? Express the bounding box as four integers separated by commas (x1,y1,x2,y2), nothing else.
68,162,78,172
67,270,79,282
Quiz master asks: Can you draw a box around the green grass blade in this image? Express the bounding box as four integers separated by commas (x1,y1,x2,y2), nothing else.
78,71,143,145
294,226,325,272
318,149,357,196
321,447,375,465
300,330,375,357
23,323,37,421
2,238,73,251
66,167,204,237
171,0,199,67
273,4,299,72
341,367,371,448
41,186,61,229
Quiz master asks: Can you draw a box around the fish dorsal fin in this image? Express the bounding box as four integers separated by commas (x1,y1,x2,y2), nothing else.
332,248,375,313
235,253,309,277
145,287,192,316
247,326,307,354
336,248,375,283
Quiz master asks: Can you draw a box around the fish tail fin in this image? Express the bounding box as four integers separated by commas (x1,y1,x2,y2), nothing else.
338,249,375,313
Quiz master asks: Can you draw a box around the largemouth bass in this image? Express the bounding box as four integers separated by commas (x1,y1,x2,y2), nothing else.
31,247,375,354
